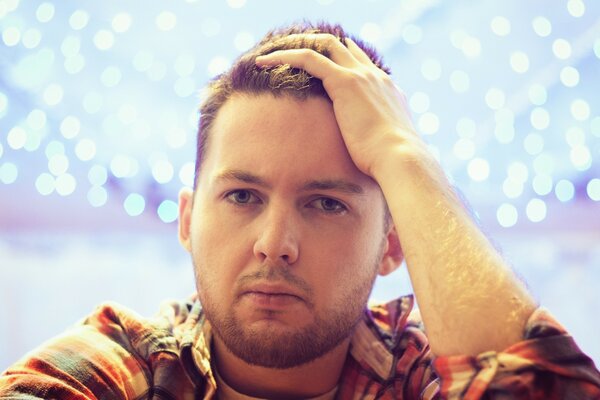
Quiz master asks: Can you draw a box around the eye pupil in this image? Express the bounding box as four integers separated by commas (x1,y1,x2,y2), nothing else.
235,191,250,203
321,198,337,210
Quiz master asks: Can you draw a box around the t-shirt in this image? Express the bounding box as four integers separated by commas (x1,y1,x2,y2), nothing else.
214,367,338,400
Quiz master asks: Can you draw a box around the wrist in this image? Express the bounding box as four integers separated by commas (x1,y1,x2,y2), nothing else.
369,135,440,182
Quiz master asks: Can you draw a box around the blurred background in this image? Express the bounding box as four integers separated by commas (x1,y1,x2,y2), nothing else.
1,0,599,371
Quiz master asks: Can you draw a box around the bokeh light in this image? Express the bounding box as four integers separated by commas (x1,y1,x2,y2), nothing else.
0,162,18,184
555,179,575,202
75,139,97,161
468,158,490,182
509,52,529,74
552,38,572,60
36,3,55,23
93,30,115,51
123,193,145,216
156,11,177,32
497,203,518,227
526,198,547,222
532,16,552,37
179,162,195,187
7,127,27,150
560,66,580,87
55,173,76,196
157,200,179,223
88,165,108,186
35,173,55,196
490,16,511,36
112,13,133,33
587,179,600,201
567,0,585,17
69,10,90,30
88,186,108,207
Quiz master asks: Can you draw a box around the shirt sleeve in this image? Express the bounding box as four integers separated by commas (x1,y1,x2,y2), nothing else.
432,308,600,399
0,302,166,399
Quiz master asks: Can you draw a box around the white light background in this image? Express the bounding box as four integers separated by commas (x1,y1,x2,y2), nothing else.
1,0,599,370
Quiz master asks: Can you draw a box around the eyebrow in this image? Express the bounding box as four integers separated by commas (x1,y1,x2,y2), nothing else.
214,169,365,195
300,179,364,195
215,169,271,188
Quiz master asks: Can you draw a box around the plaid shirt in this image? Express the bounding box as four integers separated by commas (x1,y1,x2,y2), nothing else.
1,295,599,399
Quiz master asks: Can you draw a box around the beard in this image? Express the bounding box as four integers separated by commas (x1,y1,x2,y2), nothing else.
192,249,383,369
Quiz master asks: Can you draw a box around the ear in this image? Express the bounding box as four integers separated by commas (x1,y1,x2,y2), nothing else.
178,187,194,253
378,225,404,276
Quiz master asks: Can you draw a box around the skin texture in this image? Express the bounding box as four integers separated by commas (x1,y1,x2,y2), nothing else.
178,94,403,398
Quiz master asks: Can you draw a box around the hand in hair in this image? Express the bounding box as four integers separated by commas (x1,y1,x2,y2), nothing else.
255,33,423,179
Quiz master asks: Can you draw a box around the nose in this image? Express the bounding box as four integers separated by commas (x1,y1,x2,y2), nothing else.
253,205,299,265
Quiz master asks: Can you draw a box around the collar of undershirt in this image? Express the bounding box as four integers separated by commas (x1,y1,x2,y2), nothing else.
214,365,339,400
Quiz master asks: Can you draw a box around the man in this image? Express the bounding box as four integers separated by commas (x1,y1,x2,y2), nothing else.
1,22,599,399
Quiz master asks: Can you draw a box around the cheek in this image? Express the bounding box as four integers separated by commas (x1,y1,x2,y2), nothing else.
306,230,383,298
190,206,246,292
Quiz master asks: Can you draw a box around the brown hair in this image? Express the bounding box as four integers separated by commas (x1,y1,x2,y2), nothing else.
193,21,390,188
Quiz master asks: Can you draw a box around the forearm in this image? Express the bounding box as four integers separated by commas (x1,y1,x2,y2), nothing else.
373,138,537,357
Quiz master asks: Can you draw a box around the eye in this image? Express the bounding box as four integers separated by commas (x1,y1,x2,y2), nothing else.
310,197,347,214
225,190,260,205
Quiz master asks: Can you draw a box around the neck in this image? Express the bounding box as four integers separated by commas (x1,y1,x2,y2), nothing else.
212,335,350,399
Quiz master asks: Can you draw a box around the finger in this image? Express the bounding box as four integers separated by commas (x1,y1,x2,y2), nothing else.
269,33,359,68
344,37,375,67
255,48,345,82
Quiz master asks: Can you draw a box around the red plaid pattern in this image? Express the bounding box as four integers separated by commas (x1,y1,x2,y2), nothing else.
2,296,599,399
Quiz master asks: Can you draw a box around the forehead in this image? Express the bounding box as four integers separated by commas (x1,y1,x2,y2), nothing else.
211,93,338,149
199,93,374,189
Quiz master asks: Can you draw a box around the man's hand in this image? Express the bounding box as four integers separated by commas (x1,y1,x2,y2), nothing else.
256,34,420,178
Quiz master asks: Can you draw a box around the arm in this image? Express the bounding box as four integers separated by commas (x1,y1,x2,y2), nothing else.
255,33,536,357
255,34,600,397
372,139,535,357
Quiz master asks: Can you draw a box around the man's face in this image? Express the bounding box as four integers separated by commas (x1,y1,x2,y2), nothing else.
179,93,397,368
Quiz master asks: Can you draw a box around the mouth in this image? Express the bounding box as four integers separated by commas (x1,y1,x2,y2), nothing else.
240,283,306,309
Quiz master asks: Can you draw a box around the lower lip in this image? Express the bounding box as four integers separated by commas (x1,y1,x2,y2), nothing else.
243,292,303,308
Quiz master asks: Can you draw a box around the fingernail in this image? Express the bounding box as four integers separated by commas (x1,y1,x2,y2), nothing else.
255,56,267,66
255,56,277,68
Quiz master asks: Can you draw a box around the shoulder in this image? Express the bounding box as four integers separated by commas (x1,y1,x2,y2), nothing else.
0,297,199,399
79,296,204,363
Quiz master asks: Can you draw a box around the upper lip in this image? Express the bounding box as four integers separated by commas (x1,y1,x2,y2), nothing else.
242,283,305,300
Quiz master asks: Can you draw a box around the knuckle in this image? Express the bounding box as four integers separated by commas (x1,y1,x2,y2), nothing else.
305,50,322,63
318,33,344,53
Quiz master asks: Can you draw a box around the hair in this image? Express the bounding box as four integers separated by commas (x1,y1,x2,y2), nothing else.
193,21,390,188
